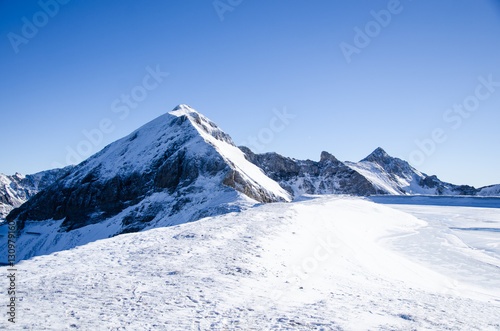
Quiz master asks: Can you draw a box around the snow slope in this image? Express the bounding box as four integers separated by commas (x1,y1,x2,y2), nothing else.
2,196,499,330
170,106,290,202
346,160,413,195
345,147,475,196
478,184,500,196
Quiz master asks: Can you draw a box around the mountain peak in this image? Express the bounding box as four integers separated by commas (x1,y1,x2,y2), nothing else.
169,105,234,146
7,104,291,237
362,147,390,162
170,104,197,116
371,147,388,157
320,151,338,163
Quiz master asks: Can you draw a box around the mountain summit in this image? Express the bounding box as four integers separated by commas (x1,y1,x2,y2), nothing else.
361,147,390,163
348,147,477,195
4,105,290,261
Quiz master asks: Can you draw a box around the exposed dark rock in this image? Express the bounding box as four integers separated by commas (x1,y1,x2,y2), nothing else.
239,147,380,197
0,167,73,220
222,170,280,203
8,170,151,232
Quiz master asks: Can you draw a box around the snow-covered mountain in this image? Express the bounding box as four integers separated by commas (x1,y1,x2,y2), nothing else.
3,105,290,262
478,184,500,196
346,147,478,196
3,105,498,262
240,147,386,196
2,105,499,329
0,167,72,221
241,146,485,198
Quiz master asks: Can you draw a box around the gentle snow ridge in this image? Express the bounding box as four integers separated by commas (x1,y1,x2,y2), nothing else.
2,196,499,330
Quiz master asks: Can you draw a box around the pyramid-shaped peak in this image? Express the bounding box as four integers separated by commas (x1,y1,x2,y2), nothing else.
169,104,235,146
372,147,389,157
320,151,338,163
169,104,216,126
170,104,198,116
362,147,390,162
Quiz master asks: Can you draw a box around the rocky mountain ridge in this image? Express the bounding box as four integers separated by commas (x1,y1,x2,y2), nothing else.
0,167,72,221
239,147,383,197
239,146,493,199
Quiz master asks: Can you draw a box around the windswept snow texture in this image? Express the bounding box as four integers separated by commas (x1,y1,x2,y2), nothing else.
2,196,499,330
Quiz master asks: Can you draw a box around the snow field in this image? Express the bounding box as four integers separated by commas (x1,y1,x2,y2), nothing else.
1,196,499,330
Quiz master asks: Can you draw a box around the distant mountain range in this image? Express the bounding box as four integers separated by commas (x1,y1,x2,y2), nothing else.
241,146,495,198
0,167,72,220
1,105,498,261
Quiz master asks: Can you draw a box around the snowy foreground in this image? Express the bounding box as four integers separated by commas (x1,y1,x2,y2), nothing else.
2,196,500,330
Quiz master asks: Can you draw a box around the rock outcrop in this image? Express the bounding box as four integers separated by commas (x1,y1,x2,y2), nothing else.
239,147,382,197
0,167,72,220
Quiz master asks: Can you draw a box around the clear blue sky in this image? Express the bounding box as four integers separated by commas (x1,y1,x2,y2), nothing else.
1,0,499,187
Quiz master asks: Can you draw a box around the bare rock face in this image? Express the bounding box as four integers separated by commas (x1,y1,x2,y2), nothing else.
10,170,153,232
155,148,227,192
240,146,487,198
418,175,476,195
222,170,279,203
0,167,72,220
239,147,381,197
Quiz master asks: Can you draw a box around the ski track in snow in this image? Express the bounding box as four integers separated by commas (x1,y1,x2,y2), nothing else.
1,196,500,330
